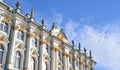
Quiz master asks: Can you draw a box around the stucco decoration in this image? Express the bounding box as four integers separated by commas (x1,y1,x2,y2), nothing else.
17,44,23,49
44,56,49,60
3,16,11,23
32,50,37,56
13,25,19,30
27,33,33,38
0,36,7,43
33,32,38,38
20,25,26,31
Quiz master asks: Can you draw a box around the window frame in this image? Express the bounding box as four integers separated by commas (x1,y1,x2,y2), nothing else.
32,38,37,47
0,45,4,64
17,30,24,41
30,57,36,70
13,51,21,69
0,21,8,33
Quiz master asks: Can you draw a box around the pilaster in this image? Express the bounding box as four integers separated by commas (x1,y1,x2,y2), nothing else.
7,26,18,69
39,39,44,70
50,46,56,70
24,32,32,70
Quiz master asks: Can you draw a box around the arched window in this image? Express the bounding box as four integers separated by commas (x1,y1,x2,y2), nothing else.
30,57,35,70
0,21,8,33
17,30,24,40
32,38,37,47
0,44,4,64
14,51,21,69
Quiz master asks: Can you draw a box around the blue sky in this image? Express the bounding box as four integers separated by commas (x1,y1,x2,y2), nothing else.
3,0,120,70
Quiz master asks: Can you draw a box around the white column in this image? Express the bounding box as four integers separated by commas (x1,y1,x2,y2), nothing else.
39,39,44,70
7,28,18,69
66,57,69,70
50,46,56,70
63,53,67,70
24,32,32,70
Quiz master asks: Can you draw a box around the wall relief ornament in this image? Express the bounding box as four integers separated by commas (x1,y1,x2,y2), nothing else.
13,25,19,30
20,25,26,31
27,33,33,38
3,16,11,23
0,36,7,42
32,50,37,56
17,44,23,49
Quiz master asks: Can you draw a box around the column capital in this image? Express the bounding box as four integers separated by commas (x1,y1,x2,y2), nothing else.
7,61,13,64
13,25,19,30
86,64,90,68
79,61,84,65
63,52,70,57
24,68,30,70
20,25,26,31
27,33,33,38
51,46,59,52
74,57,78,61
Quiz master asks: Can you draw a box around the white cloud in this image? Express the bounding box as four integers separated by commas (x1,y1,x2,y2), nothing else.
53,13,63,26
64,20,120,70
46,12,120,70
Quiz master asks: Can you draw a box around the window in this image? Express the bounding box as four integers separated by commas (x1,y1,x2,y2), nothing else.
46,44,49,53
4,23,8,33
0,21,8,33
0,24,3,30
0,45,3,64
32,38,37,47
30,58,35,70
14,51,21,69
17,30,24,40
69,57,71,64
45,62,48,70
58,67,61,70
76,61,79,67
58,51,62,60
83,64,85,70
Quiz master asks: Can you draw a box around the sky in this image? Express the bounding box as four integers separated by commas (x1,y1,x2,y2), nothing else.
3,0,120,70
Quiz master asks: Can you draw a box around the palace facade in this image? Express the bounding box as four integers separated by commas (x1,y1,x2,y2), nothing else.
0,0,96,70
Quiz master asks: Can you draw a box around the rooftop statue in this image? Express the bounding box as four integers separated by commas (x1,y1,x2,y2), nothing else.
41,19,45,26
16,1,20,9
31,8,34,18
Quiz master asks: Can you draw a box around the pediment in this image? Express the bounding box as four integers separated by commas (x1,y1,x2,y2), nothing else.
51,27,68,43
